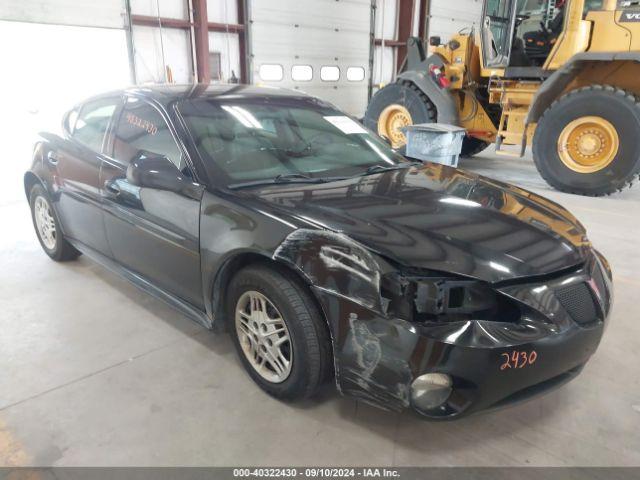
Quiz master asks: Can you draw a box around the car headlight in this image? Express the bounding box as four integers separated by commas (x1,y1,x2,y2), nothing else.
380,272,520,323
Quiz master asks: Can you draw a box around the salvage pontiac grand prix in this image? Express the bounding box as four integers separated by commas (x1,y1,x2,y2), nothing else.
25,85,613,419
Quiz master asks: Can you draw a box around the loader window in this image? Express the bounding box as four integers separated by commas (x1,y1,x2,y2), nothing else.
483,0,514,67
584,0,603,17
511,0,566,67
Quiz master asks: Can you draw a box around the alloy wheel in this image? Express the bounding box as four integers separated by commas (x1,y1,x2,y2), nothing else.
34,196,57,250
235,290,293,383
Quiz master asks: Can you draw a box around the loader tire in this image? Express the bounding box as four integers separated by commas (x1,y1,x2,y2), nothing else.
364,82,436,149
460,137,491,158
533,85,640,196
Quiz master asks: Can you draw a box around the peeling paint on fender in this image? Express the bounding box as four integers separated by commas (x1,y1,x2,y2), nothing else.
273,229,383,310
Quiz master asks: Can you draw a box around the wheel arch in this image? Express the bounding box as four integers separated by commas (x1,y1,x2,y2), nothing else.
528,53,640,124
209,250,329,334
24,171,43,200
396,70,460,125
24,141,57,200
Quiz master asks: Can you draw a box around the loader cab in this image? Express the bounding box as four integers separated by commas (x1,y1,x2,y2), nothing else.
481,0,612,72
481,0,571,71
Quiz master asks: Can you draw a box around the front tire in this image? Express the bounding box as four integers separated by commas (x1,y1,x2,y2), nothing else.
364,82,436,148
227,265,332,400
29,183,81,262
533,85,640,196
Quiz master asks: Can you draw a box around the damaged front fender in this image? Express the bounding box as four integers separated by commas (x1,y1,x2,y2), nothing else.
273,229,420,410
273,229,387,312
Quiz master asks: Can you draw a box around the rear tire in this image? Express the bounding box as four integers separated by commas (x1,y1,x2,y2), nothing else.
533,85,640,196
460,137,491,158
29,183,81,262
364,82,436,148
227,265,332,400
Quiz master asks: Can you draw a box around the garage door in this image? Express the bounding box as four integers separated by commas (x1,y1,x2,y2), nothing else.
0,0,124,28
427,0,484,42
248,0,373,117
0,0,131,203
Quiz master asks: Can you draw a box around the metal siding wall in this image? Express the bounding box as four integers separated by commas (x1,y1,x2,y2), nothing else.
129,0,194,83
207,0,242,83
249,0,372,117
372,46,395,86
208,31,241,82
130,0,189,19
207,0,238,23
0,0,125,28
427,0,483,41
372,0,398,87
132,26,194,83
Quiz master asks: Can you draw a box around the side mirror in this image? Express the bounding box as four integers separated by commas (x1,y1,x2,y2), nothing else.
127,151,185,192
429,36,441,47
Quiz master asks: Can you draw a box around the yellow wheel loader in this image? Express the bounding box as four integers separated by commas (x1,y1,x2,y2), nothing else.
364,0,640,196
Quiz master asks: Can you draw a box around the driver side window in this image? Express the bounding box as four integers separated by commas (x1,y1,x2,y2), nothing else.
113,98,187,174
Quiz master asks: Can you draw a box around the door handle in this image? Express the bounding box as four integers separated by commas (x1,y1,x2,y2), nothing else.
105,181,121,197
47,151,60,165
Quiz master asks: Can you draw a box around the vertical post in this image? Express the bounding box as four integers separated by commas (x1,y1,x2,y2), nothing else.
368,0,377,100
417,0,428,41
188,0,198,83
192,0,211,84
124,0,138,84
237,0,248,83
155,0,168,82
380,0,386,84
396,0,415,74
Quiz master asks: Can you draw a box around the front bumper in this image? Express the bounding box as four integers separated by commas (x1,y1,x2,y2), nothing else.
313,253,612,419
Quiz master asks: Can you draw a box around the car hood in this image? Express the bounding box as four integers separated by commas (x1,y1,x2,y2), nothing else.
248,164,591,283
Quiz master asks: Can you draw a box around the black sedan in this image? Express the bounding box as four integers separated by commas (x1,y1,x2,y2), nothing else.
25,84,612,419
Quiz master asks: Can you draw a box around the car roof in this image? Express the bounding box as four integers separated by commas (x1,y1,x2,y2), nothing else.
87,83,315,108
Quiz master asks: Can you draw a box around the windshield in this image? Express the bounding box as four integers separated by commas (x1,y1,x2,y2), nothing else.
178,96,408,187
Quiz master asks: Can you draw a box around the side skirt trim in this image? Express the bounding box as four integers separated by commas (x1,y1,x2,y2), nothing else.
68,239,213,329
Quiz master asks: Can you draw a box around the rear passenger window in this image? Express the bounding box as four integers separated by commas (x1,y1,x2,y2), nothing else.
73,98,119,152
113,97,186,172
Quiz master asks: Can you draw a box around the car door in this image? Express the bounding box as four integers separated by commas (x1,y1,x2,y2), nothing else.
100,96,204,308
54,96,121,255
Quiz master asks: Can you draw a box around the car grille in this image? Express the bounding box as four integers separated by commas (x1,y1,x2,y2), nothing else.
555,282,598,325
